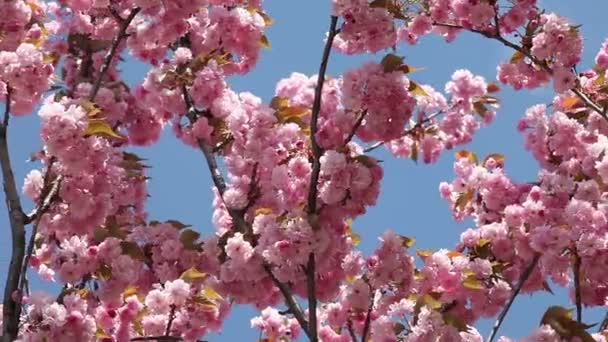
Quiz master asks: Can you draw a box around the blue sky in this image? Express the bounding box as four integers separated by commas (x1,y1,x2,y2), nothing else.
2,1,608,340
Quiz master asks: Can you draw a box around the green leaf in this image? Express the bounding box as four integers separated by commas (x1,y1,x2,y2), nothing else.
462,275,484,290
483,153,505,166
180,267,208,283
455,189,475,211
408,81,429,97
540,306,596,342
411,141,418,163
86,119,124,140
473,101,488,118
166,219,191,230
380,53,405,73
346,221,361,246
180,229,201,250
259,35,271,48
120,241,146,261
353,155,378,168
369,0,407,20
455,150,478,164
399,235,415,248
443,312,470,332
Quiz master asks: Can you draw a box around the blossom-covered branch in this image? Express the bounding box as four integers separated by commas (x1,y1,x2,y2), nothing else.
0,86,27,341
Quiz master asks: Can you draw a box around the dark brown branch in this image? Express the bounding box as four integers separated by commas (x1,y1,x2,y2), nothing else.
165,305,176,336
1,86,28,342
88,7,140,101
264,264,311,339
486,253,540,342
343,110,366,146
432,21,606,118
364,111,444,153
20,173,61,296
306,254,317,341
307,15,339,218
573,248,582,323
599,311,608,332
131,337,182,341
179,86,311,338
180,86,248,233
304,16,339,342
361,288,374,342
346,319,358,342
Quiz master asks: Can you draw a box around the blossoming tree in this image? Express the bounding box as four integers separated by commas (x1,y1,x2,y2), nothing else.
1,0,608,341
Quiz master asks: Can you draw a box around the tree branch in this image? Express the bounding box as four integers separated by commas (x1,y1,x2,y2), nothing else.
573,248,582,323
179,86,312,339
346,319,358,342
88,7,140,101
304,16,339,342
343,110,366,146
131,337,183,341
19,172,61,296
307,15,338,218
1,86,28,342
432,21,606,118
364,111,444,153
361,287,374,342
306,254,317,341
599,311,608,332
486,253,540,342
165,305,176,336
264,264,311,339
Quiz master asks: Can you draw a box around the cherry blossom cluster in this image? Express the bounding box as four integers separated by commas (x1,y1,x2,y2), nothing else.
3,0,608,341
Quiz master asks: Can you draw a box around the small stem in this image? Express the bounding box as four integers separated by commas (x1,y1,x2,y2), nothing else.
88,7,140,101
599,311,608,332
346,319,358,342
573,248,582,323
306,253,318,342
263,264,311,339
485,253,540,342
165,305,176,336
343,110,367,146
180,85,311,338
131,337,182,341
363,111,444,153
19,172,61,297
361,287,374,342
307,16,339,218
304,19,339,341
432,21,606,118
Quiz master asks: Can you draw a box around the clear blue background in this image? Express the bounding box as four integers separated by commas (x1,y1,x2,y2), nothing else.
1,1,608,340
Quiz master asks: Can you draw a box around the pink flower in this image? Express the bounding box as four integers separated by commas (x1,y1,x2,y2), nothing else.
164,279,191,306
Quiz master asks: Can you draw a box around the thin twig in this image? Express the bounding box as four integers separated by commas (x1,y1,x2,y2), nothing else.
180,86,248,233
343,110,367,146
306,254,317,341
1,86,28,342
599,311,608,332
179,85,311,338
263,264,311,339
165,305,176,336
307,15,339,218
88,7,140,101
346,319,358,342
361,288,374,342
486,253,540,342
573,248,582,323
432,21,606,118
131,337,182,341
19,173,61,296
305,16,339,342
363,111,444,153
